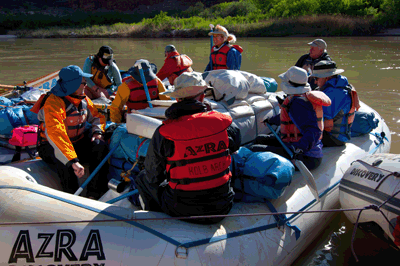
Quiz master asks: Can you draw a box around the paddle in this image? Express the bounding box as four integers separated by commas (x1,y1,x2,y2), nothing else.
209,24,214,70
74,142,120,196
134,61,153,108
265,122,320,202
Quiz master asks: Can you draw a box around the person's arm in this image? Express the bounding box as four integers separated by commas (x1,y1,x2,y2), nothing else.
289,99,322,152
156,59,172,82
85,97,106,135
83,57,97,89
295,54,308,67
108,62,122,93
42,95,78,166
227,121,242,153
226,48,242,70
143,127,174,186
109,82,130,123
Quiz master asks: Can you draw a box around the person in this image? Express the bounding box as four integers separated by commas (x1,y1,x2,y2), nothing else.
250,66,331,171
83,45,122,99
295,39,332,89
204,24,243,71
310,60,360,147
156,44,194,86
134,71,242,224
36,65,109,199
109,59,171,123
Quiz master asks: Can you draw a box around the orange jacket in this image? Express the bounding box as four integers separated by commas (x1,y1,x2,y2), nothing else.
157,51,193,85
38,94,105,165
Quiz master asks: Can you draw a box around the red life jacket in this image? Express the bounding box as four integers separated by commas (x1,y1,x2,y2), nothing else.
123,76,159,111
211,43,243,70
280,91,331,143
168,54,193,85
159,111,232,191
324,85,360,137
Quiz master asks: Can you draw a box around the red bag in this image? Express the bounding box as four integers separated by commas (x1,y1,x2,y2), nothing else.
9,125,38,147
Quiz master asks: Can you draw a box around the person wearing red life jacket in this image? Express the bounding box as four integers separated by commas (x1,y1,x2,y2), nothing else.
36,65,109,199
109,59,171,123
156,44,194,86
310,61,360,147
250,66,331,171
204,24,243,71
134,72,241,224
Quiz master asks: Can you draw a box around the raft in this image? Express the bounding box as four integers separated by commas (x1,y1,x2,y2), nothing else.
0,91,391,265
339,153,400,247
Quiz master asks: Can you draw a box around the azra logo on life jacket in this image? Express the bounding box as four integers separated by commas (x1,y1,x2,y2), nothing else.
8,229,106,264
184,141,227,158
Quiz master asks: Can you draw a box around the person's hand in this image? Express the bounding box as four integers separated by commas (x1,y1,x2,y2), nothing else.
91,133,104,142
72,162,85,178
290,145,303,160
263,117,273,126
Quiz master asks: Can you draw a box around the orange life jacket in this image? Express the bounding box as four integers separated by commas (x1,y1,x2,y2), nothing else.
90,55,113,89
280,91,331,143
324,85,360,138
159,111,232,191
123,76,159,111
168,54,193,85
211,44,243,70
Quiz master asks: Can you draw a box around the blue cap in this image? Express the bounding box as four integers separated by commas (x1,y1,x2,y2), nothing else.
51,65,93,97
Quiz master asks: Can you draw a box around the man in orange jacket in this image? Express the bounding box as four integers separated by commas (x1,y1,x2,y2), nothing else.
36,65,109,199
156,45,193,86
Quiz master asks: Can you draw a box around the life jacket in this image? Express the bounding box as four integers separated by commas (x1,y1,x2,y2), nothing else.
159,111,232,191
168,54,193,85
211,43,243,70
37,95,88,143
90,55,113,89
280,91,331,143
123,76,159,111
324,84,360,139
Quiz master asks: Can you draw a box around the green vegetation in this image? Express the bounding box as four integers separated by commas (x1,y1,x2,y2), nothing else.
3,0,399,38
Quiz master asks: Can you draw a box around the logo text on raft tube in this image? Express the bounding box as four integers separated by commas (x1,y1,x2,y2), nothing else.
350,168,385,182
8,229,106,264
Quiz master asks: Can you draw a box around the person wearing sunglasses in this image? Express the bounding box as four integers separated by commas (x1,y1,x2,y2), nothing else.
36,65,109,200
83,45,122,100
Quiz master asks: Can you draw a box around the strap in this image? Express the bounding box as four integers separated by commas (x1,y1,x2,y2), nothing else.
265,200,301,240
167,150,229,168
169,168,229,185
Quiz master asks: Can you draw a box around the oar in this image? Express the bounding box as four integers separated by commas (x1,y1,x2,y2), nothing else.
265,122,320,202
134,61,153,108
209,24,214,70
74,141,120,196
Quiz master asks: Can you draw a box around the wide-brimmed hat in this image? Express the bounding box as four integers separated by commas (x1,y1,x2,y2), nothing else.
278,66,311,95
160,72,209,98
308,39,327,50
97,45,114,65
128,59,157,83
310,61,344,78
208,24,229,38
51,65,93,97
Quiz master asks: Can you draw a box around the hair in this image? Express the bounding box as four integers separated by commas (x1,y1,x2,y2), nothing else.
214,24,237,44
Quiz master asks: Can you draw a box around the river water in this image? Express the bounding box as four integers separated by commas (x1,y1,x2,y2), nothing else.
0,36,399,264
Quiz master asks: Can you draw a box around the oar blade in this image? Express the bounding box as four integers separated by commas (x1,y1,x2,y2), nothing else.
294,160,320,202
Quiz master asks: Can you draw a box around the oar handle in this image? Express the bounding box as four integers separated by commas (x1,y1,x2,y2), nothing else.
209,24,214,70
74,141,120,196
134,63,153,108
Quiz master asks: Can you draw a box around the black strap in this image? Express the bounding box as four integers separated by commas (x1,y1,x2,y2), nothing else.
167,150,229,169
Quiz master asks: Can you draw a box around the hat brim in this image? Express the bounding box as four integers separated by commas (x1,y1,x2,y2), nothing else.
310,69,344,78
129,66,157,84
208,31,225,36
280,81,311,95
160,85,208,99
51,79,81,97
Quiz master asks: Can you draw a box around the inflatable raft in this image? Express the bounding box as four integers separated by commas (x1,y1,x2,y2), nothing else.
0,89,391,266
339,153,400,247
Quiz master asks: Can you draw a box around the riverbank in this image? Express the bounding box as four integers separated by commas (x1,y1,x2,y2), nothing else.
6,15,390,39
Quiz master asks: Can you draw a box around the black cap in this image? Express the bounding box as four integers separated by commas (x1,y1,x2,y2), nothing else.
97,45,114,64
165,45,176,53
